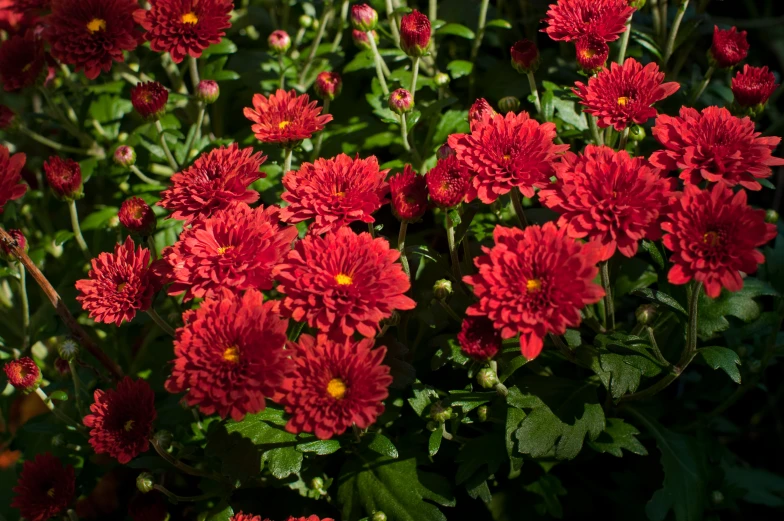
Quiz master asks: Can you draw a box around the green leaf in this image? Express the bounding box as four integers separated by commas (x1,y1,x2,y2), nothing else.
49,390,69,401
524,474,567,518
723,465,784,507
698,278,779,339
80,207,119,231
296,438,341,455
437,23,475,39
485,19,512,29
205,502,234,521
505,405,525,473
551,97,588,130
447,60,473,79
698,346,742,384
431,338,471,371
632,288,687,315
455,432,505,491
428,427,443,457
202,38,237,56
54,230,74,246
588,418,648,457
432,109,468,146
343,50,377,73
366,434,399,459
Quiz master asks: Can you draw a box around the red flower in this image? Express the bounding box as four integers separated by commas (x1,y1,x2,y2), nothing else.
158,144,266,224
282,334,392,439
710,26,749,69
510,39,540,74
8,0,49,13
134,0,233,63
468,98,497,131
464,223,604,359
0,104,15,129
165,289,291,421
399,9,431,57
131,81,169,121
543,0,634,43
0,228,27,260
287,517,334,521
75,237,157,326
275,227,416,340
539,145,675,261
448,111,568,204
119,197,157,235
661,184,776,299
244,89,332,147
425,155,470,208
11,453,75,521
650,106,784,191
46,0,141,80
280,153,389,235
350,4,378,32
457,316,501,361
575,35,609,72
164,202,297,301
0,145,27,213
314,71,342,101
0,32,45,91
574,58,679,131
389,165,428,222
388,88,414,114
4,356,41,392
43,156,83,200
83,377,156,464
732,65,779,108
229,514,265,521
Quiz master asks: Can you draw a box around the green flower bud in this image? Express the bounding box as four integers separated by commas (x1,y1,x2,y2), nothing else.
429,401,453,423
765,209,778,224
433,279,453,301
372,512,388,521
153,430,173,451
137,472,155,494
628,125,646,142
477,405,489,422
477,367,499,389
635,304,657,326
434,72,450,87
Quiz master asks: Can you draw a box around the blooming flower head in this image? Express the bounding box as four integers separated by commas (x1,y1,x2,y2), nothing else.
457,316,501,361
389,165,428,222
710,26,749,69
4,356,41,392
229,513,265,521
468,98,497,131
575,35,609,72
511,39,540,74
244,89,332,147
400,9,431,57
650,106,784,190
46,0,141,80
83,377,157,464
268,29,291,54
280,153,389,234
43,156,83,200
425,155,471,208
661,183,776,299
165,202,297,301
158,143,266,223
119,197,157,236
275,227,416,340
0,32,45,91
134,0,233,63
282,334,392,440
0,145,27,213
165,289,291,421
448,111,568,203
350,4,378,32
314,71,342,101
131,81,169,121
464,223,604,359
573,58,679,131
75,237,157,326
11,453,75,521
732,65,779,108
389,88,414,114
543,0,634,43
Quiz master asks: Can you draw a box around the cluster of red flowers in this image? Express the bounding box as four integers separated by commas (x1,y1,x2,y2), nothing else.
230,514,333,521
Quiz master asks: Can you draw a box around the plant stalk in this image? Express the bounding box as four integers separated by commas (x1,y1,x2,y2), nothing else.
468,0,490,98
398,220,411,279
664,0,689,64
526,71,542,114
68,361,86,417
19,127,98,156
600,260,615,331
410,57,420,102
385,0,400,45
446,213,461,280
154,120,179,171
68,200,91,260
367,30,390,96
617,14,634,64
400,113,411,152
311,99,330,160
690,65,715,105
188,56,200,89
298,1,333,85
283,148,293,174
18,264,29,351
147,308,176,337
510,188,529,229
129,165,161,185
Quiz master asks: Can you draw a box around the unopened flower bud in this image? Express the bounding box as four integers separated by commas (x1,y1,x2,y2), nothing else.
113,145,137,168
350,4,378,32
153,430,173,451
400,10,431,57
44,156,83,201
137,472,155,494
119,197,157,236
0,104,19,131
429,401,453,423
0,229,27,260
765,209,779,224
372,512,388,521
389,89,414,114
498,96,520,114
628,0,646,8
434,72,450,87
477,367,499,389
314,71,342,101
433,279,452,300
299,15,313,28
510,39,540,74
310,476,325,490
57,338,80,362
352,29,378,50
711,490,724,505
629,125,646,142
51,434,66,447
55,358,71,376
268,30,291,54
131,81,169,121
196,80,220,104
3,357,42,394
635,304,657,326
477,405,489,422
709,26,749,69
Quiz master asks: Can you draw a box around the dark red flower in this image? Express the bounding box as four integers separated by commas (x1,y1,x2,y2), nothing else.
661,184,776,299
280,153,389,234
574,58,679,131
314,71,342,101
119,197,157,236
464,223,604,359
400,9,431,57
43,156,83,200
4,356,41,392
268,29,291,54
0,32,45,91
448,111,568,204
286,517,334,521
165,289,291,421
543,0,634,43
83,377,157,464
46,0,141,80
0,228,27,260
164,202,297,301
131,81,169,121
11,453,75,521
282,334,392,440
389,165,428,222
539,145,674,261
229,513,265,521
134,0,233,63
8,0,49,13
0,105,15,129
75,237,157,326
350,4,378,32
457,316,501,361
575,35,609,72
275,227,416,340
732,65,779,108
244,89,333,147
0,145,27,213
129,492,168,521
510,39,540,74
468,98,497,131
158,143,266,224
113,145,137,167
710,26,749,69
650,106,784,191
425,155,471,208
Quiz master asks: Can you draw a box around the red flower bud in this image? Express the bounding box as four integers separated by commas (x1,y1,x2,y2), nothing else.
350,4,378,32
710,26,749,69
196,79,220,104
268,30,291,54
0,228,26,260
0,105,18,130
352,29,378,50
389,88,414,114
510,39,540,74
113,145,137,168
400,10,431,57
4,357,41,393
575,36,609,72
389,165,428,222
43,156,83,200
468,98,496,131
426,155,470,208
119,196,157,236
732,65,778,108
131,81,168,121
314,71,342,101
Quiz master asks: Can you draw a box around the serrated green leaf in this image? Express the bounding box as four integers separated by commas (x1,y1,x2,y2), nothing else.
455,433,504,485
723,465,784,507
698,346,742,384
366,434,398,459
632,288,688,315
698,278,779,339
524,474,567,518
588,418,648,457
432,109,468,146
447,60,473,79
552,97,588,130
344,50,377,73
437,23,475,39
505,404,525,473
205,502,234,521
447,390,495,413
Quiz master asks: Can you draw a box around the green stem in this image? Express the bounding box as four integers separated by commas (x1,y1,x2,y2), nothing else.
19,127,98,156
618,127,630,150
510,188,529,229
400,113,411,152
68,361,86,418
155,120,179,171
446,213,461,280
659,0,669,44
410,57,420,102
664,1,689,64
35,387,56,412
690,64,715,105
278,54,286,90
385,0,400,45
283,148,293,174
398,220,411,279
188,56,200,89
368,222,376,238
129,165,161,185
588,115,604,145
646,326,670,366
153,485,217,504
331,0,350,52
429,0,437,23
18,264,29,351
183,104,206,163
68,200,91,261
468,0,490,98
526,71,542,114
147,308,176,337
617,14,633,64
146,235,158,261
311,99,330,160
151,437,218,480
438,300,462,322
298,1,333,86
600,261,615,331
367,30,390,96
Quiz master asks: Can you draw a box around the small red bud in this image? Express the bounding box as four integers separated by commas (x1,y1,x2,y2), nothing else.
350,4,378,32
131,81,169,121
43,156,83,200
352,29,378,50
314,71,342,101
113,145,137,168
510,39,540,74
119,197,157,236
4,357,42,394
731,65,778,108
388,88,414,114
710,26,749,69
400,10,431,57
268,30,291,54
196,80,220,104
0,104,18,131
389,165,428,222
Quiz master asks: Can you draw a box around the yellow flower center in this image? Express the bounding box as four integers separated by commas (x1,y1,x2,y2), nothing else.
278,120,291,130
326,377,347,400
526,278,542,293
334,191,346,197
703,231,720,246
217,245,234,255
334,273,353,286
124,419,135,432
87,18,107,34
21,63,33,73
116,282,127,292
581,48,597,59
617,96,630,106
223,345,240,364
181,12,199,25
503,154,511,161
47,488,56,498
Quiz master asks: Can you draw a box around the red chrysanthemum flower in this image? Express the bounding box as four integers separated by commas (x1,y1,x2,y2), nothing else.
165,289,291,421
83,377,156,464
8,0,49,13
710,26,749,69
468,98,497,131
11,453,75,521
282,334,392,440
164,202,297,301
134,0,233,63
46,0,141,80
573,58,679,131
244,89,333,147
389,165,428,222
575,35,609,72
119,197,157,236
314,71,342,101
448,111,568,204
43,156,83,200
650,106,784,191
131,81,169,121
4,356,41,392
464,223,604,359
279,153,389,234
425,155,471,208
0,145,27,213
129,492,168,521
539,145,675,261
510,39,540,74
457,316,501,361
543,0,634,43
229,513,265,521
275,227,416,340
732,65,779,108
399,9,431,57
661,183,776,299
0,32,45,91
286,517,334,521
75,237,157,326
158,144,266,223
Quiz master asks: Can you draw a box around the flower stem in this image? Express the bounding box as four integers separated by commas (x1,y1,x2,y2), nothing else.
468,0,490,99
154,120,179,171
600,260,615,330
367,30,390,96
588,115,604,145
618,127,630,150
35,387,56,412
311,99,330,160
510,188,529,229
429,0,437,24
183,104,207,163
299,1,333,86
398,220,411,279
129,165,162,185
690,64,715,105
278,54,286,90
147,308,176,337
68,200,91,261
526,71,542,114
331,0,350,52
283,148,293,174
617,14,634,64
68,361,86,418
19,127,99,156
446,213,461,280
17,264,30,351
410,57,420,102
385,0,400,46
400,113,411,152
188,56,200,89
147,235,158,261
664,0,689,64
151,437,218,480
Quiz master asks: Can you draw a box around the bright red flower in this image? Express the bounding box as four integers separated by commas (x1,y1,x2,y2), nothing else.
131,81,169,121
158,144,266,223
0,32,44,91
661,184,776,299
574,58,679,131
75,237,157,326
543,0,634,43
314,71,342,101
732,65,779,108
11,453,75,521
448,111,568,204
280,153,389,234
457,316,501,361
425,155,471,208
575,35,609,72
164,202,297,301
134,0,233,63
165,289,291,421
0,145,27,213
43,156,83,200
710,26,749,69
229,513,265,521
119,197,157,235
650,106,784,191
4,356,41,392
399,9,431,57
464,223,604,359
83,377,157,464
539,145,674,261
244,89,333,147
275,227,416,340
389,165,428,222
282,334,392,440
286,517,334,521
468,98,497,131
